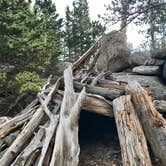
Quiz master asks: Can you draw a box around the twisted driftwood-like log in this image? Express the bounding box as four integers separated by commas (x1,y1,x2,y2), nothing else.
50,66,86,166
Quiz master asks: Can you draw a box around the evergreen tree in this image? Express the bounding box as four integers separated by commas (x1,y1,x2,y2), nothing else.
0,0,63,70
64,0,105,61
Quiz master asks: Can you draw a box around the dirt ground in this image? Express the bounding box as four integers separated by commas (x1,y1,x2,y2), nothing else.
78,111,122,166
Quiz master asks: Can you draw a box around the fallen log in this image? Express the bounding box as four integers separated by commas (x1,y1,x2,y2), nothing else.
132,65,161,76
58,90,113,117
0,78,61,166
113,95,152,166
127,81,166,165
83,94,113,116
50,66,86,166
73,81,124,100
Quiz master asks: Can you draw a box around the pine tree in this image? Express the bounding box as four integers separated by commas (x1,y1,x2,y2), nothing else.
64,0,105,61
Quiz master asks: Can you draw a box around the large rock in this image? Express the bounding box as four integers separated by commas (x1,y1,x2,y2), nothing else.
110,72,166,100
132,65,161,76
96,31,130,72
152,48,166,60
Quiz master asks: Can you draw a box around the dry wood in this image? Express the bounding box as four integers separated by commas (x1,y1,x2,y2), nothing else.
127,81,166,166
0,78,61,166
72,38,100,71
58,90,113,117
153,100,166,113
91,71,105,86
113,95,152,166
50,66,86,166
11,128,44,166
83,94,113,116
0,106,36,139
37,97,59,166
73,81,124,100
88,46,100,72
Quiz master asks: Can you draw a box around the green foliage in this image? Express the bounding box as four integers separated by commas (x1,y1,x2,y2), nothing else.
14,71,46,93
64,0,105,61
0,72,7,88
0,0,63,69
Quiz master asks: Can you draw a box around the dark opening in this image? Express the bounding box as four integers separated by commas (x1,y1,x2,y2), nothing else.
78,110,122,166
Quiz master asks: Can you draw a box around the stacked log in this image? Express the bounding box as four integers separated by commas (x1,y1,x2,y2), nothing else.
0,38,166,166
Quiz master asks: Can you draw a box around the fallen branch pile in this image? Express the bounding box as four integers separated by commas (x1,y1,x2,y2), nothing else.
0,40,166,166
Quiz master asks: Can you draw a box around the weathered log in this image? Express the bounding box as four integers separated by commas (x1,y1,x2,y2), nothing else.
153,100,166,113
91,71,105,86
37,97,59,166
73,81,124,100
127,81,166,165
0,106,36,139
0,78,61,166
11,128,44,166
58,90,113,117
113,95,152,166
132,65,161,75
72,38,100,71
50,66,86,166
83,94,113,116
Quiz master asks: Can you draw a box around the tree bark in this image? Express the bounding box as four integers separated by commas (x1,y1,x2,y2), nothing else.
127,81,166,166
113,95,152,166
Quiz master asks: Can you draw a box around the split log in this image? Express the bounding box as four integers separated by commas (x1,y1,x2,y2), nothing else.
113,95,152,166
0,78,61,166
50,66,86,166
73,81,124,100
132,65,161,75
127,81,166,165
153,100,166,113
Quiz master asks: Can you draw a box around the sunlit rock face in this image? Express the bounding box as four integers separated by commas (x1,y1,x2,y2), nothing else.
96,30,130,72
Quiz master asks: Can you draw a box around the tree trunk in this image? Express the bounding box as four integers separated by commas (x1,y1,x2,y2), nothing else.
127,81,166,166
113,95,152,166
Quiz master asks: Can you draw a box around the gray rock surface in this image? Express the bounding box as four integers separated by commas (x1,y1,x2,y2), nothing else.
110,72,166,100
162,63,166,81
132,65,161,75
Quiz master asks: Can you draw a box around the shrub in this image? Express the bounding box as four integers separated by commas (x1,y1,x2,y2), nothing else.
15,71,46,93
